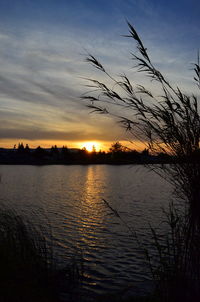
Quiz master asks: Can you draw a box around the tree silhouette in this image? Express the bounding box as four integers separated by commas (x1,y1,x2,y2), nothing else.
17,142,24,151
25,144,30,154
34,146,47,159
109,142,125,153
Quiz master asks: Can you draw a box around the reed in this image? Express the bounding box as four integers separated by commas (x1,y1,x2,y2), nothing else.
0,210,58,302
102,197,200,301
0,209,86,302
83,22,200,301
145,202,200,301
83,23,200,233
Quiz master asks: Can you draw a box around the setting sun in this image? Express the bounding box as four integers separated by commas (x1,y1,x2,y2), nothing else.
81,141,100,152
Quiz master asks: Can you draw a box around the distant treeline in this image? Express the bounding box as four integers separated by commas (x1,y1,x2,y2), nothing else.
0,141,179,165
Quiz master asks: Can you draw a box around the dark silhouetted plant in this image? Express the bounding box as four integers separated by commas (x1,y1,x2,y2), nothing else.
0,210,58,302
83,21,200,220
82,23,200,195
0,210,84,302
83,22,200,301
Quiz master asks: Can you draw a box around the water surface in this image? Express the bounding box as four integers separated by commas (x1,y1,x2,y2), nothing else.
0,165,173,297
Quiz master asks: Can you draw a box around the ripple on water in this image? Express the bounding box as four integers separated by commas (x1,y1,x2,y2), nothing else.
0,164,173,297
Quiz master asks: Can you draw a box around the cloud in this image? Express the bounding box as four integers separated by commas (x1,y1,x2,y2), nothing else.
0,125,125,142
0,2,199,147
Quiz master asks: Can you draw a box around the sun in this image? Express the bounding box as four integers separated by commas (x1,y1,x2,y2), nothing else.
81,141,100,152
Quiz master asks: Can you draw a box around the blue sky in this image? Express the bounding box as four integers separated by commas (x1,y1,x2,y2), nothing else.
0,0,199,149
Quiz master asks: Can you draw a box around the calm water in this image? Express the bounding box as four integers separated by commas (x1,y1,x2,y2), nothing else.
0,165,173,297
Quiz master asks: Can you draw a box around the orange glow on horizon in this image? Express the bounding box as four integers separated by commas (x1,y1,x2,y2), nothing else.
80,141,101,152
0,139,146,152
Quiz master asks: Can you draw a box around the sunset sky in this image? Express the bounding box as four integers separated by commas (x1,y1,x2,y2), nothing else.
0,0,199,151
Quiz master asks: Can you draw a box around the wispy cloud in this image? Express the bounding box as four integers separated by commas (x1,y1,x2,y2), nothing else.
0,0,199,147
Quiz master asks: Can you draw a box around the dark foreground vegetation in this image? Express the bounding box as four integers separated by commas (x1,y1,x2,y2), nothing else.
3,207,199,302
0,209,160,302
0,211,58,302
83,20,200,302
0,210,87,302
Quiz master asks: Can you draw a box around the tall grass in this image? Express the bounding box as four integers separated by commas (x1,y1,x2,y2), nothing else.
0,209,86,302
103,198,200,301
146,202,200,302
83,23,200,235
82,22,200,204
83,22,200,301
0,210,59,302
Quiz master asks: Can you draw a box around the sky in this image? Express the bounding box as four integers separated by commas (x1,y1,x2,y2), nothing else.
0,0,199,150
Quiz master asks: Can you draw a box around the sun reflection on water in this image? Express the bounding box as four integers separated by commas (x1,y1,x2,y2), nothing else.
76,166,106,251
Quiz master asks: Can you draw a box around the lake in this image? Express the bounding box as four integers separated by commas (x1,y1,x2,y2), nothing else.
0,164,173,298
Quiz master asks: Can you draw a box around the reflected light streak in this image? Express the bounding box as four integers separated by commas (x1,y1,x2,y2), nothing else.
76,166,106,251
